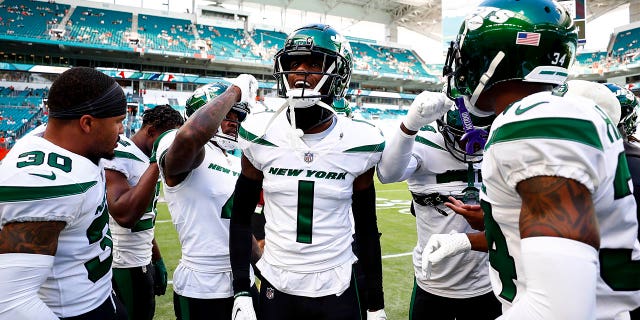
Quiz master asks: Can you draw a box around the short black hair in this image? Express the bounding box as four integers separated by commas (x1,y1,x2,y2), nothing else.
142,104,184,132
47,67,117,115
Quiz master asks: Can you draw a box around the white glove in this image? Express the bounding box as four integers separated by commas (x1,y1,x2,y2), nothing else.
421,231,471,279
228,74,258,105
403,91,450,132
367,309,387,320
231,295,256,320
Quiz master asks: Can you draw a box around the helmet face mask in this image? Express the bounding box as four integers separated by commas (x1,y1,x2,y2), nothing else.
274,24,353,109
604,83,640,137
437,108,494,163
443,0,578,106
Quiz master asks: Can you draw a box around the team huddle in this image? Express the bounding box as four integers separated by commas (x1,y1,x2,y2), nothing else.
1,0,639,319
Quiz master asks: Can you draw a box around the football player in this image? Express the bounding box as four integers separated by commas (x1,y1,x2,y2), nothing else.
605,83,640,224
605,83,640,319
434,1,640,318
102,104,184,320
153,77,258,320
229,24,386,320
0,67,127,319
376,91,501,320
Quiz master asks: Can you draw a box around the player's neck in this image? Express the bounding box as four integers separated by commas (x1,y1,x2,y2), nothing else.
43,120,89,158
478,81,554,114
130,128,151,156
303,114,335,134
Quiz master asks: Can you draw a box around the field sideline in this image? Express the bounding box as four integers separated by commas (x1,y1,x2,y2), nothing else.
152,180,417,319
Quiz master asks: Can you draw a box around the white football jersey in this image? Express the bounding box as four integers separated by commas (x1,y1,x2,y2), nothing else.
239,114,384,297
0,135,112,317
156,130,241,299
101,135,157,268
408,128,492,298
481,91,640,319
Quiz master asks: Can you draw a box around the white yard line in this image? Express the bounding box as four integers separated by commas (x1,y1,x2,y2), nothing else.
382,252,413,259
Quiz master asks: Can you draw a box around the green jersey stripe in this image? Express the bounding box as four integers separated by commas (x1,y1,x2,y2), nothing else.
113,150,143,162
0,181,98,202
344,142,385,153
415,136,445,151
239,127,277,147
486,118,602,151
152,129,177,156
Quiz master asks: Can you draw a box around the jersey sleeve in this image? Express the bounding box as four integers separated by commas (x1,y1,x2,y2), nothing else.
238,120,278,172
0,170,88,226
154,130,178,170
485,105,605,193
348,120,385,173
101,154,130,180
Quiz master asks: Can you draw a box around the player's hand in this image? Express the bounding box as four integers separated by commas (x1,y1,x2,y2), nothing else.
232,293,256,320
152,259,168,296
367,309,387,320
422,231,471,279
444,196,485,231
403,91,450,132
229,74,258,106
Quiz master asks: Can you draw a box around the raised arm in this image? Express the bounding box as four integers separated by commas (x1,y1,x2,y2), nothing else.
105,163,160,228
377,91,449,183
163,75,257,184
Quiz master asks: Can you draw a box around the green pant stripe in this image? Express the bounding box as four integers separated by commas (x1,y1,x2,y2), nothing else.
112,268,135,319
409,277,418,320
178,294,191,320
352,268,363,320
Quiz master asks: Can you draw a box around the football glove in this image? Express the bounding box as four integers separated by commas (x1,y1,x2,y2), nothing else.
367,309,388,320
232,293,256,320
422,231,471,279
228,74,258,106
403,91,450,132
152,259,168,296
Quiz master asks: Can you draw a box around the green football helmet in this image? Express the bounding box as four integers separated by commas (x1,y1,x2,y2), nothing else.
604,83,639,136
274,24,353,106
185,82,250,150
443,0,577,106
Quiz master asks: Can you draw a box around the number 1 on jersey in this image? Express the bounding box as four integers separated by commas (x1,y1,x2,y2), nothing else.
297,180,314,244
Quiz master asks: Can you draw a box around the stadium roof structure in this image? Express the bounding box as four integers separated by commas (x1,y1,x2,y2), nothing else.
207,0,631,42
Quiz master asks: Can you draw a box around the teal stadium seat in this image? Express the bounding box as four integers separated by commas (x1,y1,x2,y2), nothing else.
0,0,69,39
66,7,131,50
611,27,640,58
138,14,195,53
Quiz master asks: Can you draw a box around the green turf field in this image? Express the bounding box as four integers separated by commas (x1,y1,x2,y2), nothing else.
152,180,416,319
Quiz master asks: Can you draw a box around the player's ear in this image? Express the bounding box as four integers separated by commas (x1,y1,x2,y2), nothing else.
78,115,94,134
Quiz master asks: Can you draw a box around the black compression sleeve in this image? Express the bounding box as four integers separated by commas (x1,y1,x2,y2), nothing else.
230,174,262,294
352,183,384,310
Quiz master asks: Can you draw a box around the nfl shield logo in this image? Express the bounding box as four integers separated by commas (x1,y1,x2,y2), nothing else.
266,287,275,300
304,152,314,163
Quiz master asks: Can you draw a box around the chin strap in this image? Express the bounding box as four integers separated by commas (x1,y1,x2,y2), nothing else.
470,51,505,106
454,97,488,155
